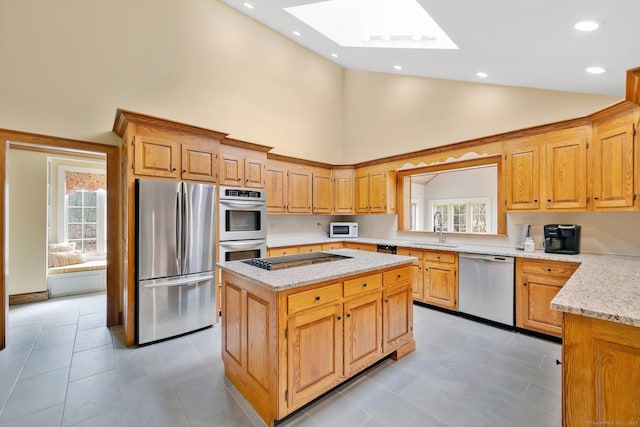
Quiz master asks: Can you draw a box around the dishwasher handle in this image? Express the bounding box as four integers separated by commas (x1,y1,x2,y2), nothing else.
459,253,514,263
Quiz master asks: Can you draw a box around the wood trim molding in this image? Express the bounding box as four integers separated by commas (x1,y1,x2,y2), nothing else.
626,67,640,106
589,100,637,122
8,143,107,160
9,291,48,306
267,152,334,169
221,137,273,153
113,108,229,140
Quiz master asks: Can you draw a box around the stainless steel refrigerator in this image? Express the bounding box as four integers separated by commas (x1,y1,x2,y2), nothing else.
135,179,216,345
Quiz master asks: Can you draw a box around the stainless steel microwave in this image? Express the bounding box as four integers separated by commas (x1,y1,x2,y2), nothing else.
329,222,358,238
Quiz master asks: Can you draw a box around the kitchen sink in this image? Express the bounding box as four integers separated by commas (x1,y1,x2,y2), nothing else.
409,241,460,248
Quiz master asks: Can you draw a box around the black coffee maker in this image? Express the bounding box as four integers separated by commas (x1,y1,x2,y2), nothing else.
544,224,581,254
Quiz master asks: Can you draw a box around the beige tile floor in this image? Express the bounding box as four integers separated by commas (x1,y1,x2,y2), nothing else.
0,293,561,426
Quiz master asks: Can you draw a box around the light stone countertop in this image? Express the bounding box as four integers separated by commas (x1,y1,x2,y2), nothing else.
266,236,640,327
218,249,416,291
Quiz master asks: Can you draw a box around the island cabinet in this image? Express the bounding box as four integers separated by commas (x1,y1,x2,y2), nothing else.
422,251,458,310
562,313,640,426
219,140,269,188
591,108,638,210
515,258,579,337
220,264,415,426
503,126,588,211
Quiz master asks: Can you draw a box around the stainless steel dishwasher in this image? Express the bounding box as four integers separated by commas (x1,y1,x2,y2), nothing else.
458,253,515,326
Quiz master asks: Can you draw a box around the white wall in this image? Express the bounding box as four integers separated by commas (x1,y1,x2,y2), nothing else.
8,149,48,295
343,70,619,163
0,0,345,163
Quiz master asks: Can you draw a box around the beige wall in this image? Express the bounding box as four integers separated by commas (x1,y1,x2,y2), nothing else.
343,70,620,163
8,149,48,295
0,0,345,163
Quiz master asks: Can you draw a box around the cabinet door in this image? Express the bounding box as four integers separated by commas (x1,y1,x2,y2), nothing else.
354,173,369,213
369,171,388,213
517,272,565,337
344,292,382,376
287,169,312,214
382,283,413,353
244,155,266,188
266,163,287,213
423,262,457,310
219,150,244,186
505,141,540,209
544,137,587,209
287,304,343,409
397,248,424,300
333,169,354,214
563,314,640,427
269,246,300,257
181,143,217,182
313,171,333,214
133,136,180,178
592,120,635,209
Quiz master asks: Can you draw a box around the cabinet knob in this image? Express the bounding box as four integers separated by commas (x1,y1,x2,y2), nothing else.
172,168,177,171
337,315,342,321
523,282,528,286
346,313,351,318
556,359,562,365
547,198,552,202
246,179,249,182
534,199,538,202
182,169,186,173
397,274,401,279
237,178,241,181
384,299,389,303
362,283,367,288
546,268,552,272
315,296,321,301
594,196,599,200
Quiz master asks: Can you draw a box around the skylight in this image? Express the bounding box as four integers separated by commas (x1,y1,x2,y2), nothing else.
284,0,458,50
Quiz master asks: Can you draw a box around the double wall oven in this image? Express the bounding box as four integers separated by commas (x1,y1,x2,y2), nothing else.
219,186,267,262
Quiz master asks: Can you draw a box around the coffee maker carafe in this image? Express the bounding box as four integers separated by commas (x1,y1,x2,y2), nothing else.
544,224,581,254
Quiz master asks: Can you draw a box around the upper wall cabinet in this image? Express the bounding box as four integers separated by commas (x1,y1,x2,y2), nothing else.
220,139,270,188
312,168,333,214
333,169,354,214
355,168,396,214
266,159,313,214
504,126,588,211
591,109,638,210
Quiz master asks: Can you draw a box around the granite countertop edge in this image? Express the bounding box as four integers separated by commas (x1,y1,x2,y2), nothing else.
265,236,640,327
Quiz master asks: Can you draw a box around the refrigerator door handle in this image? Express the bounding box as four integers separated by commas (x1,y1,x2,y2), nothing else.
182,184,189,274
143,274,215,288
175,185,183,275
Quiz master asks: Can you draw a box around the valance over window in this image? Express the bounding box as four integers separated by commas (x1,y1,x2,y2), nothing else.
65,171,106,194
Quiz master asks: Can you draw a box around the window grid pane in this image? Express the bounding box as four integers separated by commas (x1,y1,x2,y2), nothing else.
67,190,99,255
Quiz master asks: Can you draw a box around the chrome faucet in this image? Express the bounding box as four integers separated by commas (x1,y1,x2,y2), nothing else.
433,211,446,243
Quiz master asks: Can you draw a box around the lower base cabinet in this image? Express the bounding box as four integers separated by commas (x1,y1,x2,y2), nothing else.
562,313,640,426
221,264,415,426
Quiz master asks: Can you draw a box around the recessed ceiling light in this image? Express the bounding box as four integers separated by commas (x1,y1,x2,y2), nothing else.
393,65,403,71
243,2,254,9
476,72,488,78
586,66,606,74
331,53,339,58
574,20,600,32
293,30,301,37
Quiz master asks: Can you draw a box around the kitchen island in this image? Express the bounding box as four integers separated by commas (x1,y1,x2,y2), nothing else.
218,249,416,426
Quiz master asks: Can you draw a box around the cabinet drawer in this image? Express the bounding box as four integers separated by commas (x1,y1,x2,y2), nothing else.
288,283,342,314
298,244,323,253
321,242,344,250
344,274,382,298
424,252,456,264
520,259,579,278
398,248,424,260
383,267,412,286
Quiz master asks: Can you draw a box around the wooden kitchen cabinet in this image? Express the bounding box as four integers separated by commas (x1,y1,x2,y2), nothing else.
181,142,217,182
342,242,377,252
266,161,287,213
504,138,541,210
268,246,301,257
562,313,640,427
398,247,424,300
312,168,333,214
287,303,344,408
503,126,589,211
591,110,638,210
219,142,267,188
382,278,414,353
543,130,588,209
355,168,397,214
288,168,313,213
135,136,217,182
515,258,579,337
423,251,458,310
333,169,354,214
343,291,382,376
321,242,344,251
266,159,312,214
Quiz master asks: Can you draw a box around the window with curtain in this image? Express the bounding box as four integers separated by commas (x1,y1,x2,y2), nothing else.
62,169,107,256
